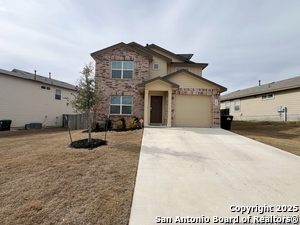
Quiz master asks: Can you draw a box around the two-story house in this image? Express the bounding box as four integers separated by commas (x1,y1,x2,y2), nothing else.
0,68,76,128
91,42,227,127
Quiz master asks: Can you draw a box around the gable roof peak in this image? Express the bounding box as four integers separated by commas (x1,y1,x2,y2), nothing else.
91,42,153,60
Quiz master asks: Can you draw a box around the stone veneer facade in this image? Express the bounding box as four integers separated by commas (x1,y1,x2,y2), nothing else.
93,46,149,122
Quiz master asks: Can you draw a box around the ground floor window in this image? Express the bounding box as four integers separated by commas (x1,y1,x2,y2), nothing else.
110,96,132,114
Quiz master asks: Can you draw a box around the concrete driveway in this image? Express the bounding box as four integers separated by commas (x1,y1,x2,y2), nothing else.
129,128,300,225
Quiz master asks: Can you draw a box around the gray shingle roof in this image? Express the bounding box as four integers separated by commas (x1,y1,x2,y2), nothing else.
221,76,300,101
0,68,76,90
176,54,194,60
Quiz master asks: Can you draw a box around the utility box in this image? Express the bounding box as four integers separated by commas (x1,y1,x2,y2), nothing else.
30,123,42,129
277,106,286,112
0,120,12,131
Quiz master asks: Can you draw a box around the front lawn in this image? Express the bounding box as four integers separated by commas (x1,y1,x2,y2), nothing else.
231,121,300,156
0,128,143,225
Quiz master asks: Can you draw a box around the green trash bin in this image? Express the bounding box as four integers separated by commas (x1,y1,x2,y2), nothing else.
0,120,12,131
221,115,233,130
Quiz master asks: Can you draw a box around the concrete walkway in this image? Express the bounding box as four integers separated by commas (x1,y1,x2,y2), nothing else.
129,128,300,225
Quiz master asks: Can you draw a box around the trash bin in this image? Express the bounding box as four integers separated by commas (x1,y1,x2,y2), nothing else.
221,115,233,130
0,120,12,131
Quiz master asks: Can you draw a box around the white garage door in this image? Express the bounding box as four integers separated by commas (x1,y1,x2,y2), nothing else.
175,95,212,127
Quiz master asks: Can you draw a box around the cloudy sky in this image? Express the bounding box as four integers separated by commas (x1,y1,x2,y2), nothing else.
1,0,300,93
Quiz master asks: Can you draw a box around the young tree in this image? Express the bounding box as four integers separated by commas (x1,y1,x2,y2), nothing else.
71,62,97,144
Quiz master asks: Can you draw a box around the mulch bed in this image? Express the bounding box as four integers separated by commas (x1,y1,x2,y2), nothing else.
70,138,107,149
82,127,142,133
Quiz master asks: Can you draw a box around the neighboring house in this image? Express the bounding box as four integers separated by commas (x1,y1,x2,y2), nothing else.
220,76,300,121
0,68,76,128
91,42,227,127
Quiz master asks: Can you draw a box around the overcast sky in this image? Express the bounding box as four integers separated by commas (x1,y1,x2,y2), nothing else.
1,0,300,93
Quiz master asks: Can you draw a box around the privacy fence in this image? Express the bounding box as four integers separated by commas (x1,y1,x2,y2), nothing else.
63,114,92,130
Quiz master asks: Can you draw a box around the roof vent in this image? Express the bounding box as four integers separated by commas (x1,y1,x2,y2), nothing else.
49,72,51,79
259,80,261,86
34,70,36,80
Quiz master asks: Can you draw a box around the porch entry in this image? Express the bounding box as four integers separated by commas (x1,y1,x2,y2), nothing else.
150,96,163,123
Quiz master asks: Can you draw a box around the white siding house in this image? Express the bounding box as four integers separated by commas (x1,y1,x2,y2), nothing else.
220,76,300,121
0,68,76,128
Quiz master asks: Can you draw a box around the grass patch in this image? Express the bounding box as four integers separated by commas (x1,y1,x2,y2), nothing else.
0,128,143,225
231,121,300,156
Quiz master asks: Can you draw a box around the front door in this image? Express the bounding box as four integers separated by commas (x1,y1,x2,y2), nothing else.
150,96,163,123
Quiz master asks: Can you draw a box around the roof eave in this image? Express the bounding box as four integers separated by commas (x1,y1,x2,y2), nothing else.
221,85,300,101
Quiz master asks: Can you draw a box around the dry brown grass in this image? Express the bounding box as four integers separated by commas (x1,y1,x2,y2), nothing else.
0,128,143,225
231,121,300,156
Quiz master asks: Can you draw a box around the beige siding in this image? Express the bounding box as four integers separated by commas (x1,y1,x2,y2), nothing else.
149,56,168,79
168,73,215,89
221,88,300,121
0,75,75,127
167,65,202,76
145,80,172,91
175,95,211,127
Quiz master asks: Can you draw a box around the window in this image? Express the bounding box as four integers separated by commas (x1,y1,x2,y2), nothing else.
175,67,190,72
153,63,159,70
110,96,132,115
55,89,61,100
234,100,240,111
111,61,134,79
225,101,230,109
41,85,51,91
262,94,274,100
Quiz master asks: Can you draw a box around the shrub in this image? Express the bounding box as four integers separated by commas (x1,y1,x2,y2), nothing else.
126,117,138,129
112,120,124,130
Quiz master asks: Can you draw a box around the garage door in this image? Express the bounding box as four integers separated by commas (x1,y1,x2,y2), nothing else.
175,95,212,127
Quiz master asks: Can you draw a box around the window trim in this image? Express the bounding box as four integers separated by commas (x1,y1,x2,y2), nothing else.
40,85,51,91
111,60,134,79
261,93,274,100
234,99,240,111
153,63,159,70
225,101,230,109
109,96,133,115
55,89,61,100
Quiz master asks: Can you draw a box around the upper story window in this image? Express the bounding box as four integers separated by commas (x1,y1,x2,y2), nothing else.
234,100,240,111
262,94,274,100
225,101,230,109
153,63,159,70
41,85,51,90
55,89,61,100
175,67,190,72
111,61,134,79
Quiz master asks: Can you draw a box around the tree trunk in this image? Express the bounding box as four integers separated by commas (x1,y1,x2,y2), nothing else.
87,111,92,144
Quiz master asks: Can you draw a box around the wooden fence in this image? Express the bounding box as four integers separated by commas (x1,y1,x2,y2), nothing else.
62,114,92,130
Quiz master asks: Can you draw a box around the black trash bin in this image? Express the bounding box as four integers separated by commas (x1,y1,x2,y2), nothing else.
221,115,233,130
0,120,12,131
